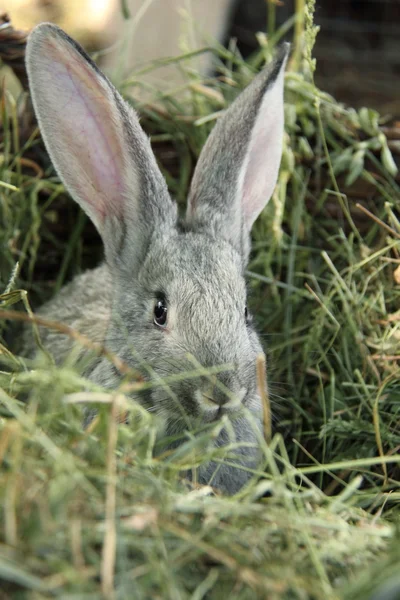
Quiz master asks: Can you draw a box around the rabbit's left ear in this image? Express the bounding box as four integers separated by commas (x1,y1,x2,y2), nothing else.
26,23,176,271
186,44,289,264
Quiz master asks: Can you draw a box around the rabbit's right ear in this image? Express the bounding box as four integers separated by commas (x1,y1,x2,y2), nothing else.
186,44,289,265
26,23,176,270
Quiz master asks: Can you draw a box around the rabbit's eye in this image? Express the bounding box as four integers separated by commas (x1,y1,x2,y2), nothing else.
154,297,168,327
245,306,248,320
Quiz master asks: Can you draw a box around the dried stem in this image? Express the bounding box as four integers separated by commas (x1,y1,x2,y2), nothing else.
256,353,271,444
101,396,119,598
0,308,139,379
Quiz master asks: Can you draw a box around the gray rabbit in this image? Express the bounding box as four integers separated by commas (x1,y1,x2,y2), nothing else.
25,23,288,494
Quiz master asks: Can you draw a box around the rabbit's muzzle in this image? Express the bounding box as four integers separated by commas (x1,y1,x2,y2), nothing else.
197,372,247,408
192,370,251,418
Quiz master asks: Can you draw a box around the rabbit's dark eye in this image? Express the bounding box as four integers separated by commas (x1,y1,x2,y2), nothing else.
154,297,168,327
245,306,249,322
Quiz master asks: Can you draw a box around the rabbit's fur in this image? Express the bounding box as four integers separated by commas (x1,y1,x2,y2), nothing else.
25,24,288,494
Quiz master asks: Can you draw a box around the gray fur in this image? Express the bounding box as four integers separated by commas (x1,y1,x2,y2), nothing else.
24,23,288,494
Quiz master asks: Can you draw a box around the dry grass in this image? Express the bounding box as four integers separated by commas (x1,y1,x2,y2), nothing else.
0,2,399,598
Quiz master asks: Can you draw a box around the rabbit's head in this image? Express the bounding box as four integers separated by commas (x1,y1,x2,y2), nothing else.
26,24,288,492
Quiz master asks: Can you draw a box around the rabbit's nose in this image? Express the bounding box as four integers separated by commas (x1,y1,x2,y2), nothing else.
200,375,246,408
201,392,226,406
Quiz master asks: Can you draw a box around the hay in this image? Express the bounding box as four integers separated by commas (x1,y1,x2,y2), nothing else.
0,2,399,598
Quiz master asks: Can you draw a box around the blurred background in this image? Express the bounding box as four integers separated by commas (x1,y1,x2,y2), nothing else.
7,0,400,115
229,0,400,114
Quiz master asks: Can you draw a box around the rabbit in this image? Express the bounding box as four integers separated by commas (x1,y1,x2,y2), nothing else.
24,23,289,494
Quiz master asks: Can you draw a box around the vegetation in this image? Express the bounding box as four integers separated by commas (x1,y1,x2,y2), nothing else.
0,2,399,598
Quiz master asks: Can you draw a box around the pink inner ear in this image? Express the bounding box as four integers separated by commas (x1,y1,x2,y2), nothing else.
38,37,127,229
241,72,285,230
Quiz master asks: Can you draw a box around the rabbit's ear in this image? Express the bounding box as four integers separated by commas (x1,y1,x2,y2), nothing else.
186,44,289,263
26,23,176,269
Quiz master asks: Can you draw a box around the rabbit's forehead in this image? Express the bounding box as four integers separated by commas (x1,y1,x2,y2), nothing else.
143,232,246,299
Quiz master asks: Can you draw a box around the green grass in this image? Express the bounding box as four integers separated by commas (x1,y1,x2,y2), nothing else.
0,3,399,598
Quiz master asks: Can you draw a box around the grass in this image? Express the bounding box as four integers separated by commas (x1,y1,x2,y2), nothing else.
0,3,399,598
